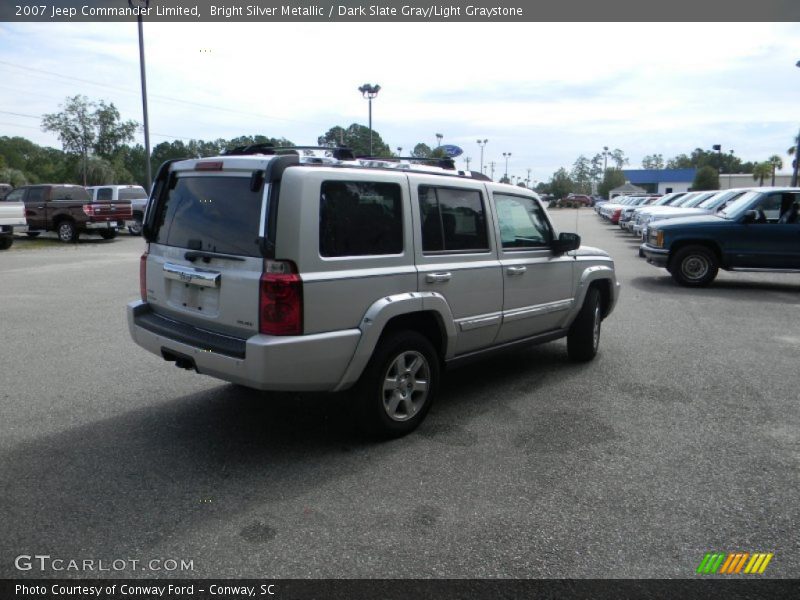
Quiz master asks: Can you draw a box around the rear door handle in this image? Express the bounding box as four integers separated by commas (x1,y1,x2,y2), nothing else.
426,272,452,283
506,266,527,276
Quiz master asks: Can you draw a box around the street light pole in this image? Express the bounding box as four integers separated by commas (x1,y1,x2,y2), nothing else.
397,146,402,157
358,83,381,155
502,152,511,180
130,0,152,192
476,139,488,175
489,161,496,181
603,146,609,173
435,133,443,148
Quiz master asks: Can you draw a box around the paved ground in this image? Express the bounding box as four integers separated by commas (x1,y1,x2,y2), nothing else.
1,213,798,579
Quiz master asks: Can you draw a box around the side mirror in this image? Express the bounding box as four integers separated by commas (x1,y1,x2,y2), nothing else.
742,209,759,224
553,232,581,254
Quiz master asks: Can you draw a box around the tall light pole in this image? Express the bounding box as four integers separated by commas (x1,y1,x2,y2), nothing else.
793,60,800,186
476,139,488,175
489,161,496,181
502,152,511,180
397,146,402,157
435,133,443,148
358,83,381,156
603,146,609,173
712,144,722,174
464,156,471,170
130,0,152,191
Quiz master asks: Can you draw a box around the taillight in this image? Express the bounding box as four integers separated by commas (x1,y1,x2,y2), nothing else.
140,251,148,302
82,204,96,216
259,261,302,336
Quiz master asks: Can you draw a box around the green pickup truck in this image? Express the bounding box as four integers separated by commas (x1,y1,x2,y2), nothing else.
641,187,800,286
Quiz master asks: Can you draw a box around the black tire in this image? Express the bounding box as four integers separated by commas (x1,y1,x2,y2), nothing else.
567,287,602,362
57,220,78,243
669,245,718,287
0,235,12,250
26,232,41,238
128,216,143,236
98,229,118,240
353,331,439,439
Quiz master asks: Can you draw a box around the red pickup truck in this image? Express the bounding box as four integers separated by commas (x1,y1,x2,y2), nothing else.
4,184,133,242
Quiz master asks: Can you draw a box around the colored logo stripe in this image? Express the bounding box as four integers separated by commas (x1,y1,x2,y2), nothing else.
697,552,773,574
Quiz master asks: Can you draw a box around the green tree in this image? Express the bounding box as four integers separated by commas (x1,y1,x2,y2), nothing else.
0,167,29,187
94,101,138,160
41,95,96,185
768,155,783,185
609,148,628,169
549,167,574,200
751,162,772,186
570,155,592,194
641,154,665,169
81,156,117,186
692,166,720,190
411,143,432,158
317,124,390,157
598,168,626,198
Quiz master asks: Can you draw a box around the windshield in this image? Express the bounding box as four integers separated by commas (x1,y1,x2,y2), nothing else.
671,193,698,207
683,192,715,208
653,194,679,206
697,190,743,210
719,191,762,219
118,187,148,200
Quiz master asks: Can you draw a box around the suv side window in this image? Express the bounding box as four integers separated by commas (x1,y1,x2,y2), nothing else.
97,187,113,201
26,188,46,203
319,181,403,257
418,185,488,253
4,189,25,202
494,194,553,249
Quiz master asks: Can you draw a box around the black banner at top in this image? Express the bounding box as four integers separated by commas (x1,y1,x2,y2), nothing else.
1,0,800,22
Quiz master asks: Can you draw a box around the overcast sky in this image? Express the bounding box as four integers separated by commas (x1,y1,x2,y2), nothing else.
1,21,799,183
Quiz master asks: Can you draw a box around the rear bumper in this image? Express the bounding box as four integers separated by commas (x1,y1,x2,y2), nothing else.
127,301,361,391
641,245,670,268
85,220,125,230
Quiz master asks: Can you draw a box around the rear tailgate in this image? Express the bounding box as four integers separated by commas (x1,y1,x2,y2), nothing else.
143,170,266,340
0,202,27,226
86,201,133,222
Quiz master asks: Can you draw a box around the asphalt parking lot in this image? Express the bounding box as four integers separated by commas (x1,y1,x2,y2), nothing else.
1,211,798,579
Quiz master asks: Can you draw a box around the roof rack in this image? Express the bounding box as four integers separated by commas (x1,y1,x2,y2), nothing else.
357,155,457,170
223,144,355,161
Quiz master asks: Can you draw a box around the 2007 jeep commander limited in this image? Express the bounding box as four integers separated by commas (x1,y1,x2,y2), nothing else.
128,146,619,437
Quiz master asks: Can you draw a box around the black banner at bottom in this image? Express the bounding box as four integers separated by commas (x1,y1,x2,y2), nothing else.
2,579,799,600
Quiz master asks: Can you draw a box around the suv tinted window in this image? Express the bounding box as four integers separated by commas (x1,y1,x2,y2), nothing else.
97,187,113,201
52,186,91,201
118,187,148,200
419,185,488,253
4,189,24,202
319,181,403,257
495,194,553,249
153,176,263,257
27,188,46,203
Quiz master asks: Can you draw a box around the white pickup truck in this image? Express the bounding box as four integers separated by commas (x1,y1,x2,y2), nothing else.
0,199,27,250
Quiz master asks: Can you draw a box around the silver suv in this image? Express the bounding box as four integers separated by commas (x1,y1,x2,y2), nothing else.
128,147,619,437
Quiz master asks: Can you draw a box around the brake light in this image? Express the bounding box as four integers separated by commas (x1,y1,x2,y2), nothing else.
259,261,302,336
195,161,223,171
82,204,96,216
140,251,148,302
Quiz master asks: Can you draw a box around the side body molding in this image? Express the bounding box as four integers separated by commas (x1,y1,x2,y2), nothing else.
333,291,457,391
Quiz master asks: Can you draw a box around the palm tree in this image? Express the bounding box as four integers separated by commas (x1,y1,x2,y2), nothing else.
769,155,783,185
787,133,800,157
752,162,772,186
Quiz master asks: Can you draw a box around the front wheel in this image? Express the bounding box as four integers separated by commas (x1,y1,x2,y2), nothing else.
0,235,12,250
98,229,118,240
567,287,602,362
354,331,439,439
669,245,718,287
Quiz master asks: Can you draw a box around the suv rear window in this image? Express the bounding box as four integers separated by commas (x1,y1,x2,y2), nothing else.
52,186,91,201
319,181,403,257
153,175,263,257
118,187,148,200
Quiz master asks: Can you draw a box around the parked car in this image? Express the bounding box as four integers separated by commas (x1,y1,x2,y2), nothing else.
619,196,660,230
641,187,800,286
128,147,619,438
6,184,133,242
640,189,745,237
86,185,149,235
564,194,593,206
0,194,27,250
631,192,690,237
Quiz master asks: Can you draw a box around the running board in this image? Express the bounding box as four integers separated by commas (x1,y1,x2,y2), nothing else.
446,328,568,369
729,268,800,273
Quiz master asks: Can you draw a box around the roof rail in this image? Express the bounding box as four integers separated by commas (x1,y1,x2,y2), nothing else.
357,155,457,170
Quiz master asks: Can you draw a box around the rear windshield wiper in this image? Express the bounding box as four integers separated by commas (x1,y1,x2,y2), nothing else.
184,250,245,263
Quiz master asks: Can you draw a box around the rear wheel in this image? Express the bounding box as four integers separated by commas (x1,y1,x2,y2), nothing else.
57,220,78,243
0,235,12,250
567,287,602,362
669,245,718,287
98,229,118,240
354,331,439,439
128,216,143,236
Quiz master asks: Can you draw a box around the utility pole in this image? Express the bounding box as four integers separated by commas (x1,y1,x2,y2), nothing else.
476,139,488,174
130,0,152,191
464,156,471,170
489,161,496,181
358,83,381,155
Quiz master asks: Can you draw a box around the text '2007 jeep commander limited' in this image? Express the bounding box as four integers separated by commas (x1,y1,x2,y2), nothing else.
128,147,619,437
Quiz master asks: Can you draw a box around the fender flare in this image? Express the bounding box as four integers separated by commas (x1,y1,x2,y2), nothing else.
559,264,619,328
333,291,457,391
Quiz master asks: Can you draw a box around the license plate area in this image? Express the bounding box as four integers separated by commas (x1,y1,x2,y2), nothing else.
163,263,221,316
